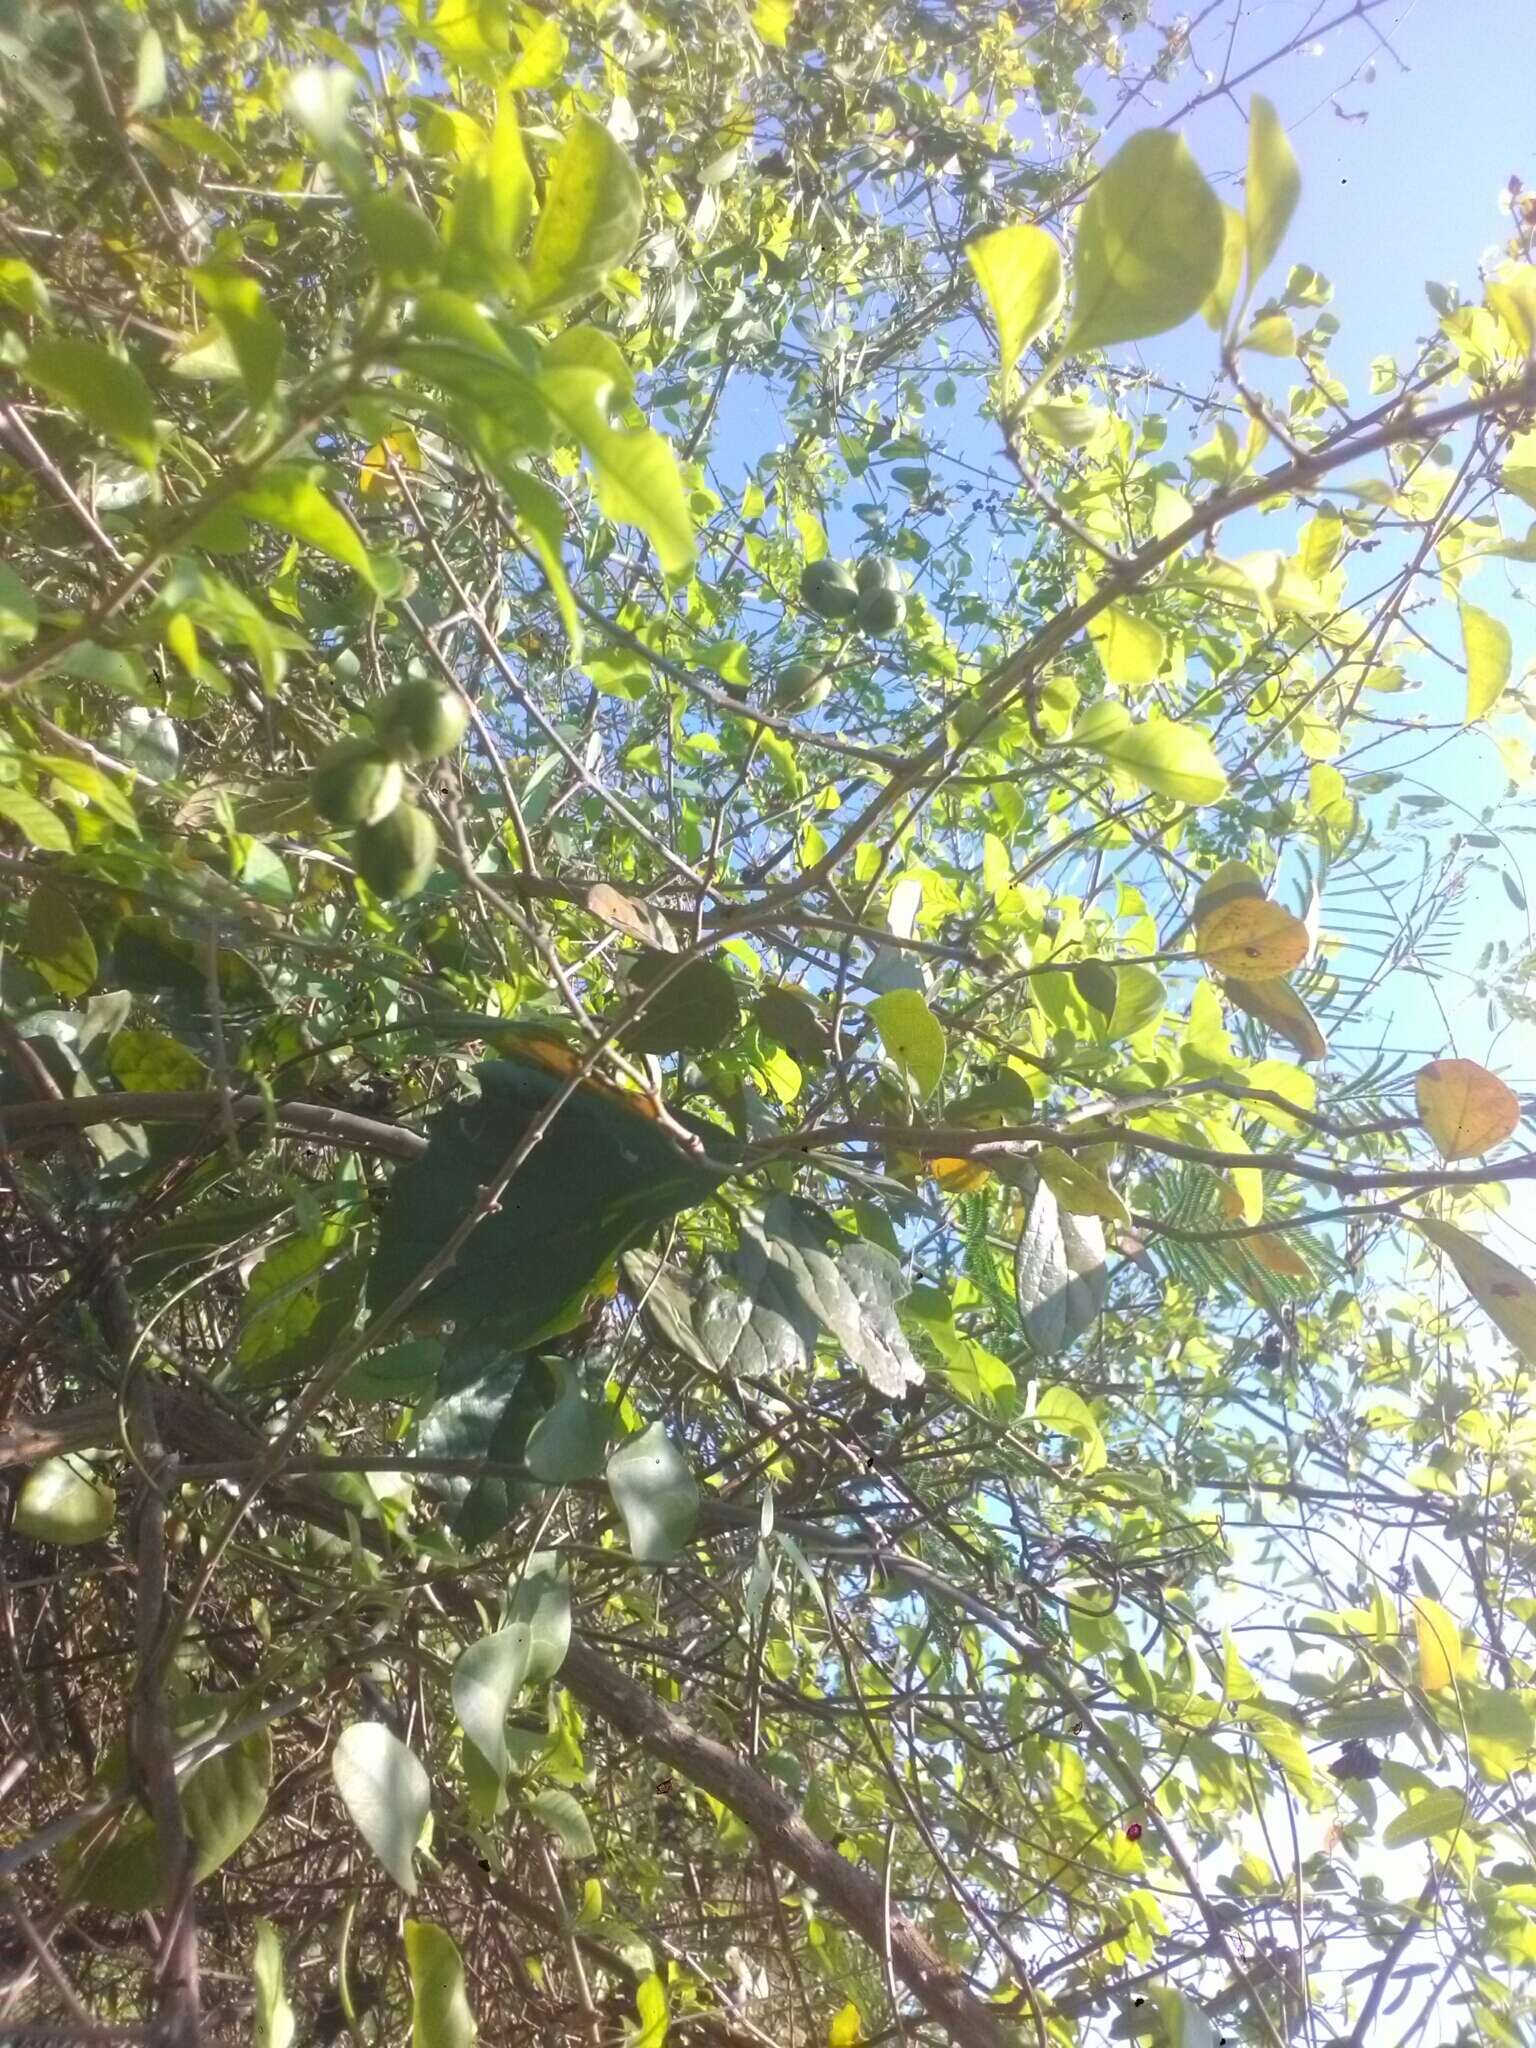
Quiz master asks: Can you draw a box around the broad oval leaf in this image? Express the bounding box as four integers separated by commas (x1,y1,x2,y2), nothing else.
529,1785,597,1859
1089,604,1166,689
966,223,1062,394
1460,599,1511,723
14,1456,115,1544
1066,129,1225,351
181,1718,272,1881
1414,1216,1536,1366
1416,1058,1520,1160
1033,1383,1108,1475
523,114,643,316
868,988,946,1098
524,1370,612,1482
1382,1788,1469,1849
622,950,739,1055
453,1630,530,1782
607,1423,699,1563
331,1721,430,1894
23,884,97,996
405,1920,478,2048
1096,718,1228,805
23,336,159,468
1195,898,1309,979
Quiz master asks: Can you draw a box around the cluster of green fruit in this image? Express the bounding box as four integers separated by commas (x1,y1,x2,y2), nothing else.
800,555,906,634
309,679,468,899
776,557,906,713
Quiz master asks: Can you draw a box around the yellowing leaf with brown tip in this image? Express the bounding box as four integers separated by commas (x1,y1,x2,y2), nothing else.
1414,1215,1536,1365
1223,974,1327,1062
1195,897,1309,979
1416,1059,1520,1161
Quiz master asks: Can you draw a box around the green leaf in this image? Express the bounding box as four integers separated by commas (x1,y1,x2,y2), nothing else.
525,1368,612,1481
1094,717,1228,805
1106,964,1166,1044
1088,604,1166,688
454,1629,530,1782
621,950,740,1055
631,1975,669,2048
191,269,283,406
1462,1684,1536,1783
13,1456,115,1544
1014,1175,1109,1358
1382,1788,1469,1848
1461,599,1511,721
357,189,443,285
24,885,97,996
522,114,643,316
405,1921,478,2048
0,786,71,851
1203,203,1245,330
23,336,159,468
869,988,946,1098
130,26,167,113
445,89,532,298
1066,129,1225,350
498,465,582,655
0,561,38,645
331,1722,430,1894
1413,1217,1536,1366
180,1717,272,1880
252,1920,296,2048
508,16,567,88
110,1028,206,1092
236,466,383,590
342,1339,444,1403
695,1196,924,1398
510,1552,572,1684
1244,97,1300,291
529,1786,597,1858
1240,311,1296,355
538,365,696,579
1033,1384,1107,1475
966,223,1063,395
607,1422,699,1563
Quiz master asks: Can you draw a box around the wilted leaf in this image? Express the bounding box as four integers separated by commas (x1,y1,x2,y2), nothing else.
1414,1216,1536,1366
1223,975,1328,1062
1416,1058,1520,1160
1195,898,1309,979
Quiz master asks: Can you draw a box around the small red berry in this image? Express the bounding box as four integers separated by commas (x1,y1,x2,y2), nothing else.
1125,1822,1143,1841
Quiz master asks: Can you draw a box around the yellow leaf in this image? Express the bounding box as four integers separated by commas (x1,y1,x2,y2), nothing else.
1413,1596,1468,1693
828,2003,864,2047
1248,1231,1314,1282
931,1156,990,1193
1416,1059,1520,1162
753,0,795,44
1222,974,1327,1062
1039,1148,1129,1226
1195,898,1308,980
359,428,423,497
1461,599,1511,722
1413,1215,1536,1365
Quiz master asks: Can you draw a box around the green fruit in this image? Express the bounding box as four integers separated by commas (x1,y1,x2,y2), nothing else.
856,555,902,597
773,660,830,711
310,738,404,828
799,559,859,620
353,803,438,900
857,587,907,637
372,679,469,764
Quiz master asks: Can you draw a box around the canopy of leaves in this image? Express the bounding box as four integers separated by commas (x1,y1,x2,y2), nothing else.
3,3,1536,2046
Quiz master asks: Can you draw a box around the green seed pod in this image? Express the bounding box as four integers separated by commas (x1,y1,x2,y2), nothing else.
310,738,405,828
856,555,902,597
353,803,438,900
773,660,831,711
857,587,907,637
372,679,469,764
799,559,859,620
